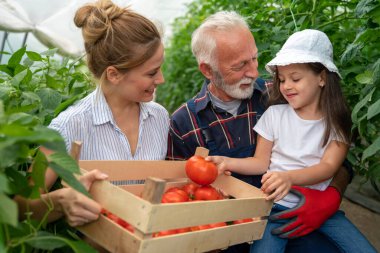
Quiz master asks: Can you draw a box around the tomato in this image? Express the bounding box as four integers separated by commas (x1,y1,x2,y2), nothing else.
161,191,189,203
232,218,254,224
185,155,218,185
165,187,189,200
193,185,222,201
181,182,199,199
190,224,211,231
153,229,178,237
101,208,134,233
176,227,191,234
208,222,227,228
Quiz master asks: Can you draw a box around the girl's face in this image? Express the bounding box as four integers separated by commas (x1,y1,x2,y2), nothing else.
278,63,324,118
117,43,165,103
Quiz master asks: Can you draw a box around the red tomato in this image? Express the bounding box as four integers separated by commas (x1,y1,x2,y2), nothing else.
185,155,218,185
190,224,211,231
182,182,199,199
176,227,191,234
166,187,189,200
161,191,189,203
153,229,178,237
232,218,254,225
208,222,227,228
193,185,222,201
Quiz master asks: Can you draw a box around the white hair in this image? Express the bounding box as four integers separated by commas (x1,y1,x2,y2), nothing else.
191,11,250,68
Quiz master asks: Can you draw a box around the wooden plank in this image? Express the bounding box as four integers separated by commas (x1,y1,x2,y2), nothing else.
79,160,186,181
77,215,141,253
194,147,209,157
145,198,271,233
140,221,268,253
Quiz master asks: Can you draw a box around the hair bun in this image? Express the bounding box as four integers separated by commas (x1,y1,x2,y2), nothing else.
74,0,124,46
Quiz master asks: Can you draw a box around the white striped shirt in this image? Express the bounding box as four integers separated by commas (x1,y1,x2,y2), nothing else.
49,88,169,161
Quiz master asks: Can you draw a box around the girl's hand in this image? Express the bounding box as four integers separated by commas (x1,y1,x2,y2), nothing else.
205,156,231,176
261,171,291,202
58,170,108,227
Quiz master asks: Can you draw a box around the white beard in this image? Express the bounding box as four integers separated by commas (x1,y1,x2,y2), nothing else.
213,70,255,99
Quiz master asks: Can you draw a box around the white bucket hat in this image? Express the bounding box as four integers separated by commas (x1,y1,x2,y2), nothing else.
265,29,341,77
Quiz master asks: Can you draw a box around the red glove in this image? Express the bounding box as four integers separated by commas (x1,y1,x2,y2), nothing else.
269,186,341,238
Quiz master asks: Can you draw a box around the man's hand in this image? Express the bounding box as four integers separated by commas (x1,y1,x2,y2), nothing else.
269,186,341,238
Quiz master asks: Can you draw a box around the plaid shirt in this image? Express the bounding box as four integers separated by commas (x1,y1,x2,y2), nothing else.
167,78,268,160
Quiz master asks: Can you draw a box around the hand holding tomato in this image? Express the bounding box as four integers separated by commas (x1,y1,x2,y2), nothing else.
205,155,232,176
185,155,218,185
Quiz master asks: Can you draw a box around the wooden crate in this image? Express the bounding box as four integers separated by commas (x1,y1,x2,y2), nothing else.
76,156,272,253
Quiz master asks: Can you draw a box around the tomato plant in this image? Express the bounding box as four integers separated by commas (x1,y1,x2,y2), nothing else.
185,155,218,185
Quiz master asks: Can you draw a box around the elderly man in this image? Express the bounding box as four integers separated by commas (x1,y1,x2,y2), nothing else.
167,11,352,253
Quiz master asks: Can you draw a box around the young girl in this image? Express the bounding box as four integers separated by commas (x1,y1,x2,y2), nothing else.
207,29,376,253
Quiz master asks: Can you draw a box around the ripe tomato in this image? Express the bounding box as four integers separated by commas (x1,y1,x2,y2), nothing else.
161,191,189,203
181,182,199,199
153,229,178,237
165,187,189,200
101,208,134,233
185,155,218,185
193,185,222,201
176,227,191,234
208,222,227,228
190,224,211,231
232,218,254,224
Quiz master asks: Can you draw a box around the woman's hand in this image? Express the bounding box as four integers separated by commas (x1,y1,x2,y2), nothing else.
56,170,108,227
205,156,231,176
261,171,291,202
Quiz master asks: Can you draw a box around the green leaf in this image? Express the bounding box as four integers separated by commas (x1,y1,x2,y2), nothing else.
26,51,42,61
372,58,380,85
31,150,48,189
49,161,89,197
340,43,364,65
355,70,373,84
0,64,13,76
362,136,380,161
25,232,67,250
36,88,62,111
0,174,10,193
54,93,82,116
26,231,96,253
351,88,375,123
0,193,18,227
49,153,80,174
8,46,26,69
355,0,379,17
11,69,28,88
367,98,380,120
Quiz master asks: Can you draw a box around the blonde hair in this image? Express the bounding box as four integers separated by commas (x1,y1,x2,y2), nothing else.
74,0,161,79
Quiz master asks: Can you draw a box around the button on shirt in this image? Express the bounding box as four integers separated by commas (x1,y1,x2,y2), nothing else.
49,88,169,160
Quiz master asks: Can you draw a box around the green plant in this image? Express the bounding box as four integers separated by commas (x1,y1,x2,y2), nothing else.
0,48,96,252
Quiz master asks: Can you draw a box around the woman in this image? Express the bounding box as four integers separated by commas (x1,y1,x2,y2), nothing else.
16,0,169,227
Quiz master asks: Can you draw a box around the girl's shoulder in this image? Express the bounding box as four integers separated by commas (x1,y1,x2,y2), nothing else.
266,104,291,114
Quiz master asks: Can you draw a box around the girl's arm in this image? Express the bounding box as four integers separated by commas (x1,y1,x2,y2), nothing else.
262,140,349,201
206,135,273,175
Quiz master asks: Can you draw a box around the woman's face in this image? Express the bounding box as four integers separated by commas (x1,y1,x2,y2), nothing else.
118,43,165,103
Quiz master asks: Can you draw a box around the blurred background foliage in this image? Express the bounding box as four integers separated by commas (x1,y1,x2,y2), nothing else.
157,0,380,191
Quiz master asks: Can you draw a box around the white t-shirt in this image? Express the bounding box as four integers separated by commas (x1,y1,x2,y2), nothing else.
253,104,333,208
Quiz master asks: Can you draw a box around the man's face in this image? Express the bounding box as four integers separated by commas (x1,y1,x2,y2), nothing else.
209,27,259,101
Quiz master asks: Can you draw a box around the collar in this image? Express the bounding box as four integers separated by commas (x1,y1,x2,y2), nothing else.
193,78,267,114
92,88,153,125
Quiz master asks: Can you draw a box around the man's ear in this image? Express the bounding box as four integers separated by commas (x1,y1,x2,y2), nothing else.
199,62,213,80
105,66,122,85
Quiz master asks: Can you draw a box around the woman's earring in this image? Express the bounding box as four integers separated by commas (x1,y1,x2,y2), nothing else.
320,83,325,88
